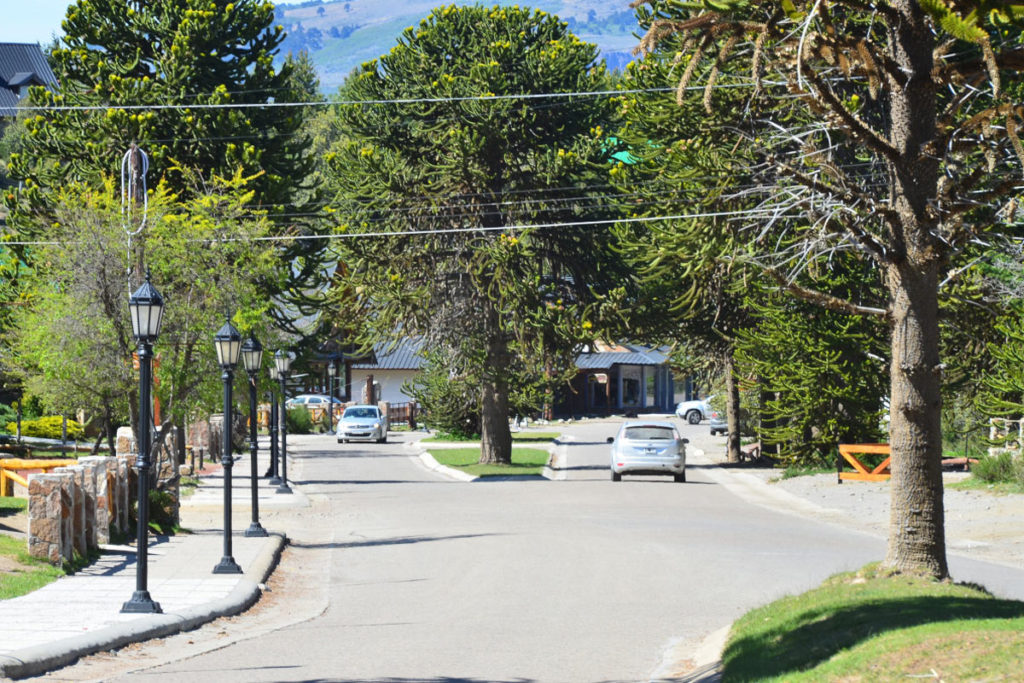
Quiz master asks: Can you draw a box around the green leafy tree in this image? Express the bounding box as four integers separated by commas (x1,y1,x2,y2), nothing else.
325,5,622,464
4,173,281,459
631,0,1024,577
2,0,326,334
611,43,765,462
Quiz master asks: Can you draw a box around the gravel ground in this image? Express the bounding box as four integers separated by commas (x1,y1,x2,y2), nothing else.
717,461,1024,569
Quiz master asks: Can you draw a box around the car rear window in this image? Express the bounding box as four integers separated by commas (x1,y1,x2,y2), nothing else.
344,408,377,418
623,426,675,441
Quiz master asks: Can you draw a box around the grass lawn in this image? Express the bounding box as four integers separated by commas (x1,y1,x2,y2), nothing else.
0,496,28,512
0,523,64,599
422,431,561,444
722,563,1024,681
511,431,561,442
430,447,551,477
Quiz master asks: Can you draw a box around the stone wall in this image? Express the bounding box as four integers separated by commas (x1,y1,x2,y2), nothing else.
27,455,137,565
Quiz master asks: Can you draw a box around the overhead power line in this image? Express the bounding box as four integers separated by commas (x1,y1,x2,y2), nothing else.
0,209,779,247
15,81,780,113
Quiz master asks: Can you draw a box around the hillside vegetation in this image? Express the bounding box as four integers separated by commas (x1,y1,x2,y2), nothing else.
275,0,638,89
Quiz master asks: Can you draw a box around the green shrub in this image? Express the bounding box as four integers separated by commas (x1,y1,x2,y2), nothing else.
148,489,179,535
972,452,1024,485
4,416,85,440
0,404,17,433
286,406,314,434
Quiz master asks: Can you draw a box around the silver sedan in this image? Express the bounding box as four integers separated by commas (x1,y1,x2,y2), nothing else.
608,420,688,482
337,405,389,444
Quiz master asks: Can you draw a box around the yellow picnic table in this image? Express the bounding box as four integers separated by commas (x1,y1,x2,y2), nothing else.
837,443,891,483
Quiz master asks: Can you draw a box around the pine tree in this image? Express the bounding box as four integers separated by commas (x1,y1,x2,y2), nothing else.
324,5,622,465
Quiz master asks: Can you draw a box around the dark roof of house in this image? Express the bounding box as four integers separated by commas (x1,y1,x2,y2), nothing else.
575,344,669,370
352,338,425,370
0,43,57,117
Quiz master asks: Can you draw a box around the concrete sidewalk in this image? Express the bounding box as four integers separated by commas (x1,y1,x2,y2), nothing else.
0,448,307,680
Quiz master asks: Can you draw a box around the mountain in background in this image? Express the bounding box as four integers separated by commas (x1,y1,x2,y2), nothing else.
275,0,640,91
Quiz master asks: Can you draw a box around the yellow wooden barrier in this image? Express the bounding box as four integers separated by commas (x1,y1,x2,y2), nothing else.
0,458,78,496
837,444,891,482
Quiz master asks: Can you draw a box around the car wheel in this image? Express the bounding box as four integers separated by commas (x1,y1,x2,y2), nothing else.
686,410,701,424
674,471,686,483
611,471,622,482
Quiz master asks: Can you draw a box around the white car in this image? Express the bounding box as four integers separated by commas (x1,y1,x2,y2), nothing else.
337,405,389,444
675,396,713,424
608,421,688,483
286,394,341,409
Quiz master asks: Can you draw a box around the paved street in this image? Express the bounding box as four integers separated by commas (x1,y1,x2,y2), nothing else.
33,419,886,683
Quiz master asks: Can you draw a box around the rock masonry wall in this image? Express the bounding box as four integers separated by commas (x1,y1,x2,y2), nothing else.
26,435,139,565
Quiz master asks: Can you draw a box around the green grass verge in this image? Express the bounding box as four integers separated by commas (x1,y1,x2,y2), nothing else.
421,432,480,443
0,533,65,599
0,496,28,512
422,431,561,444
430,447,551,477
511,431,561,442
722,563,1024,681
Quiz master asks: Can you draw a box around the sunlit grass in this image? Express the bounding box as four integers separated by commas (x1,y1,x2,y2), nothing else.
722,563,1024,681
430,447,551,477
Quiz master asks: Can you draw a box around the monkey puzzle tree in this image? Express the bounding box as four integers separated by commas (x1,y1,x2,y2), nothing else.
325,5,622,464
2,0,325,334
631,0,1024,577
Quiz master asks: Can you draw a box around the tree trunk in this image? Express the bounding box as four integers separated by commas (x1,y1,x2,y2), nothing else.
884,263,947,578
880,0,947,579
479,304,512,465
725,352,741,464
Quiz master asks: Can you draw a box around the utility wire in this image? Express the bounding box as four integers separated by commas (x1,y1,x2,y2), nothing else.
16,81,783,113
0,208,781,247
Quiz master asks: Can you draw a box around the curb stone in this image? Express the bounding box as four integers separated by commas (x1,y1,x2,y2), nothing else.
0,533,286,680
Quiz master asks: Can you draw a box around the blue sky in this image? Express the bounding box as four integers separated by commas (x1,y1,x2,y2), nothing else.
0,1,306,45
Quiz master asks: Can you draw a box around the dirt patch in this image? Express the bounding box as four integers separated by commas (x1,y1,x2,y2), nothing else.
0,508,29,536
0,554,28,573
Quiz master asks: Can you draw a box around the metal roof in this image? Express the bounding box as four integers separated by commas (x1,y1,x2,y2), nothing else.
0,43,57,117
575,344,668,370
352,338,425,370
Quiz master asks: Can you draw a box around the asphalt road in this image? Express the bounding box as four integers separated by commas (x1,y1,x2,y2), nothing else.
33,418,890,683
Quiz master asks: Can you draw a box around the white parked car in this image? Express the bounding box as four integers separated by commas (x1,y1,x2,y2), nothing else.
286,394,342,409
608,421,688,483
337,404,389,444
675,396,713,424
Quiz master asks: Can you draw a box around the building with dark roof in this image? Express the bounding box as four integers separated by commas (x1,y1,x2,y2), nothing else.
560,341,676,416
333,337,677,415
349,338,425,404
0,43,57,118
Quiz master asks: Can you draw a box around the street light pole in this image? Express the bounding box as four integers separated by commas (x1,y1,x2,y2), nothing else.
241,333,267,538
328,359,337,433
213,318,243,574
122,272,165,614
274,350,293,494
267,367,280,485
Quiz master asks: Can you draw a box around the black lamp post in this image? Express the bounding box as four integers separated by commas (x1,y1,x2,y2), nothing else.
327,360,337,432
267,367,281,485
213,318,243,574
274,350,293,494
122,272,165,614
241,334,268,538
